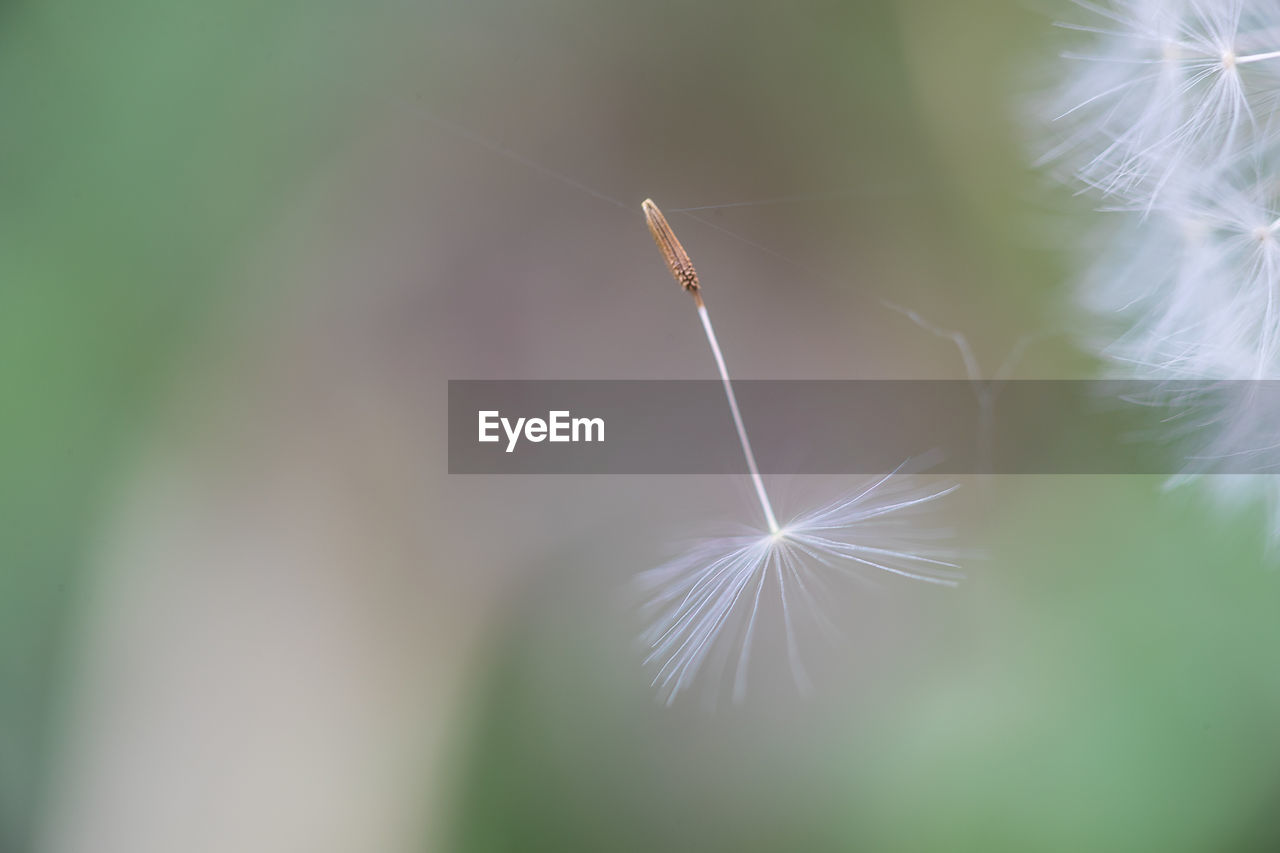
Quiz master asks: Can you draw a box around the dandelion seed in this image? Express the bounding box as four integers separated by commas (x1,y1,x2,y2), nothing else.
637,200,960,704
1041,0,1280,204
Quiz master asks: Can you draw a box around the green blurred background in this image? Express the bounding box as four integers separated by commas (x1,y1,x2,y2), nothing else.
5,1,1280,851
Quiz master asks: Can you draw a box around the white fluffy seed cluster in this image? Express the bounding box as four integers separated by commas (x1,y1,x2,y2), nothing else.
1040,0,1280,539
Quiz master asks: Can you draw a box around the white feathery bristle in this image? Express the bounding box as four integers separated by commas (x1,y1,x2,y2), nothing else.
1043,0,1280,205
635,475,960,705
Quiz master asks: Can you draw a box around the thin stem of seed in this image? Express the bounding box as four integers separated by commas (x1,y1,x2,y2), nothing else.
696,303,780,535
643,198,780,534
1236,49,1280,65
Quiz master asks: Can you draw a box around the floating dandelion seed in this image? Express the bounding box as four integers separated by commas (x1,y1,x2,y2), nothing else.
636,199,961,704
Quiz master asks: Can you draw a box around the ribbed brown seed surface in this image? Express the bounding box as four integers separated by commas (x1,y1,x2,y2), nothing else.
642,199,702,303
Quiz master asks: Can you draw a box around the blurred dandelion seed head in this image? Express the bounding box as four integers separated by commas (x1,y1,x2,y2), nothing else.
1041,0,1280,204
1036,0,1280,545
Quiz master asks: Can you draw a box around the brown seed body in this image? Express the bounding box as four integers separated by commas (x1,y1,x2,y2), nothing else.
642,198,703,306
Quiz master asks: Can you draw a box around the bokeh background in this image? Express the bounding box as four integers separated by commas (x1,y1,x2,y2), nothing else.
6,0,1280,851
